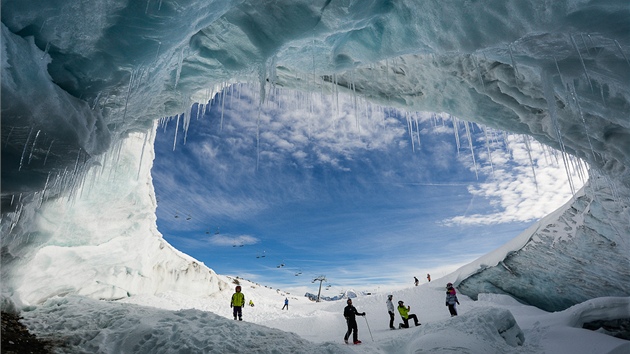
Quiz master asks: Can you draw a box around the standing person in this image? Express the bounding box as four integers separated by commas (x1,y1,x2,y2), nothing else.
386,295,396,330
397,300,421,328
230,285,245,320
445,282,460,317
427,273,431,282
343,299,366,344
282,297,289,310
414,276,419,286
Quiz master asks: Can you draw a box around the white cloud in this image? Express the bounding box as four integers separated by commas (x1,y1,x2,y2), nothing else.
208,234,260,247
444,132,588,226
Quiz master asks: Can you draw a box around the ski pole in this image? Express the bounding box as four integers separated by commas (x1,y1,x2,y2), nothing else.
364,315,374,342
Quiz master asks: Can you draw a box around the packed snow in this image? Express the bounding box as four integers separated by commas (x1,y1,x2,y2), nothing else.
17,274,630,353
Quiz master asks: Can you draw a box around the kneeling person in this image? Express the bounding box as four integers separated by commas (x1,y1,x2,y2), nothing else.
397,300,420,328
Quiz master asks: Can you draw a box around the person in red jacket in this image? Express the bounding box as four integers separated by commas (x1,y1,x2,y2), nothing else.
445,283,460,317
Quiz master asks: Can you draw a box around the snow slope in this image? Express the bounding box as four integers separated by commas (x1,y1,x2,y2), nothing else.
19,276,630,353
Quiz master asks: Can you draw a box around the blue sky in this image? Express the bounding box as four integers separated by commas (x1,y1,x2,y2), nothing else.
151,84,584,296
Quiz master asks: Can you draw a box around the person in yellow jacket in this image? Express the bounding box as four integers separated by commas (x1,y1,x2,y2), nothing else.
397,300,421,328
230,285,245,320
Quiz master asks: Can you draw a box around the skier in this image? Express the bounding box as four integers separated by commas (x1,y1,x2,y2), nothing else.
386,295,396,330
397,300,421,328
230,285,245,320
343,298,366,344
282,297,289,310
445,282,460,316
414,276,419,286
248,299,255,307
427,273,431,282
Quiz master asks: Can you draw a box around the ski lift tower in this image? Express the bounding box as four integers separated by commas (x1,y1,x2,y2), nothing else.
312,275,327,302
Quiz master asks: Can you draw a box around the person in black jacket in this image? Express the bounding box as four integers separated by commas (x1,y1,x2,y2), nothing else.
343,298,365,344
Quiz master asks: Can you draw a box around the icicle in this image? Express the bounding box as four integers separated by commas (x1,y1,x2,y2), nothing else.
570,34,594,93
568,82,598,162
472,55,486,92
451,116,461,154
122,69,135,122
542,70,575,195
28,130,41,164
406,112,415,152
522,135,539,192
39,172,52,208
18,127,34,171
414,114,421,148
183,110,190,144
4,127,14,148
351,70,359,133
580,33,592,57
483,126,495,177
230,84,235,107
91,92,102,110
154,41,162,64
508,44,519,79
220,83,226,131
137,129,152,180
464,121,478,179
172,114,180,151
41,42,51,60
174,48,184,90
613,39,630,69
256,105,261,171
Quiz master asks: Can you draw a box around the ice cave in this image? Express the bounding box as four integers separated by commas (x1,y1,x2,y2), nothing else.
1,0,629,339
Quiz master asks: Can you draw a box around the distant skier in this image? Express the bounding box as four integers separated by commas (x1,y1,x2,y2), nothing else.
427,273,431,282
397,300,420,328
445,283,460,317
230,285,245,320
414,277,419,286
248,299,255,307
386,295,396,330
282,297,289,310
343,298,366,344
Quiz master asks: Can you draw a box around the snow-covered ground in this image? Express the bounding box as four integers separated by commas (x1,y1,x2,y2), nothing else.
19,274,630,354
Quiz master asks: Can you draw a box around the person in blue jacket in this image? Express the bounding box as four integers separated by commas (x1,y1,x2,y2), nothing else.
282,297,289,310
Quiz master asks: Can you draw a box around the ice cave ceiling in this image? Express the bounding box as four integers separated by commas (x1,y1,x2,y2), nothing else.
1,0,629,308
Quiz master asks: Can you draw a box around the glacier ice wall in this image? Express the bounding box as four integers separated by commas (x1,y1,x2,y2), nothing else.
456,174,630,312
1,0,629,307
2,124,228,305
